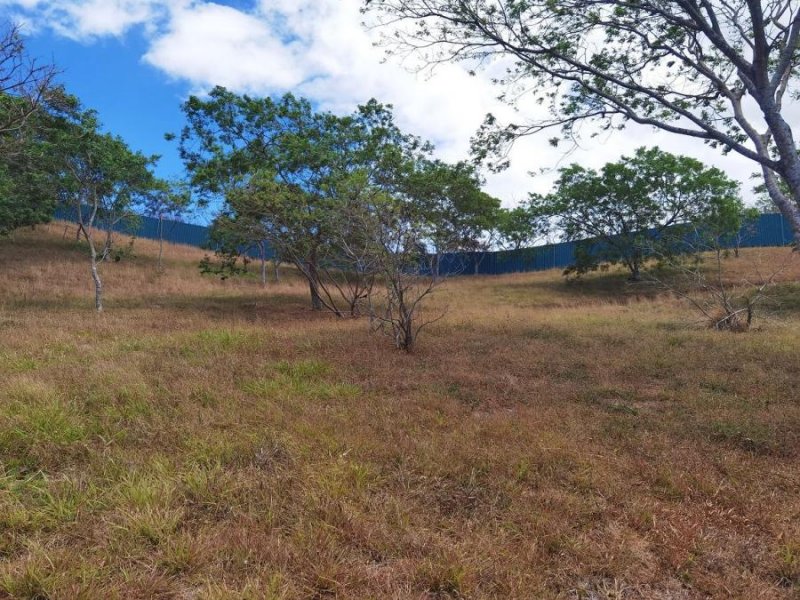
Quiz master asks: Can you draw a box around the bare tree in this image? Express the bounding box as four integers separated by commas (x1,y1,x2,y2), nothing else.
364,0,800,242
345,197,445,351
649,231,791,331
0,22,57,137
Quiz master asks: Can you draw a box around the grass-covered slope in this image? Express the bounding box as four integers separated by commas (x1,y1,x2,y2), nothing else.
1,222,800,598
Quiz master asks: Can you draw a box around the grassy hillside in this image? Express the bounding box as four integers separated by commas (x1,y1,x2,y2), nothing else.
1,222,800,599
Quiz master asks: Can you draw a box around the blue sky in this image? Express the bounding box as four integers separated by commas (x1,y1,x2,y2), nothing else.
25,28,188,180
6,0,763,224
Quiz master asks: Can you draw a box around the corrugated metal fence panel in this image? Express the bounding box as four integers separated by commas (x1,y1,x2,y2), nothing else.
439,214,792,276
55,206,211,248
55,209,793,276
738,213,792,248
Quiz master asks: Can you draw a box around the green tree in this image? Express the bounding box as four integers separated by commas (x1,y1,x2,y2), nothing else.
496,201,549,251
408,159,501,274
56,106,161,311
176,88,429,312
365,1,800,243
534,147,742,281
0,23,61,235
412,160,500,252
139,179,193,272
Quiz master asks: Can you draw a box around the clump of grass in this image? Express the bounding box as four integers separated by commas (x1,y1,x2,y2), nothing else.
777,540,800,587
0,379,88,470
0,558,56,600
415,559,467,598
242,359,360,402
275,359,331,380
0,353,38,375
708,420,776,454
180,328,261,359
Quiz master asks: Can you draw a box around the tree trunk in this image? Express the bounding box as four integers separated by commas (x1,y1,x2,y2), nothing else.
307,252,322,311
308,277,322,311
761,164,800,245
90,248,103,312
157,214,164,272
628,260,641,282
273,261,281,283
758,108,800,244
259,242,267,287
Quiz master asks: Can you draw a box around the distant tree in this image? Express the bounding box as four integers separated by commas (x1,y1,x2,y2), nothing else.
364,1,800,244
696,200,760,258
496,201,549,251
139,179,192,272
201,203,273,286
409,159,501,274
534,147,742,281
754,195,781,215
56,106,161,311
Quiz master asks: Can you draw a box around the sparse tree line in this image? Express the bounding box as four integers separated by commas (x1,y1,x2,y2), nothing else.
4,0,799,345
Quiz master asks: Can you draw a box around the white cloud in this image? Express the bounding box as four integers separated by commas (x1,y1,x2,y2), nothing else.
5,0,765,205
1,0,177,38
144,3,306,91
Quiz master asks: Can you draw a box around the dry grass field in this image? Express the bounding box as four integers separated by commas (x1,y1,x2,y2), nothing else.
1,222,800,599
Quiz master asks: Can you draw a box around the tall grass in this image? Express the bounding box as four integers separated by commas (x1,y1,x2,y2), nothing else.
0,223,798,598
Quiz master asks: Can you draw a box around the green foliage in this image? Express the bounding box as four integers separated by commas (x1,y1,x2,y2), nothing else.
54,106,162,236
407,159,502,253
178,88,444,314
496,200,549,250
533,147,743,280
0,91,73,236
0,24,62,236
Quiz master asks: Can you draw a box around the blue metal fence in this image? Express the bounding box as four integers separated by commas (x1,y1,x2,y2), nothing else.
436,212,795,277
55,206,211,248
55,208,794,277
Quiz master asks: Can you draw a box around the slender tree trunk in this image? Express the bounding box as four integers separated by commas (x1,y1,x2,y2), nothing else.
308,276,322,311
102,228,113,262
259,242,267,287
630,264,641,282
88,243,103,312
273,260,281,283
307,249,322,311
157,214,164,272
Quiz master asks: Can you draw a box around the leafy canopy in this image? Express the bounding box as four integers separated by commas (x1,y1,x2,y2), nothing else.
532,147,743,279
364,1,800,238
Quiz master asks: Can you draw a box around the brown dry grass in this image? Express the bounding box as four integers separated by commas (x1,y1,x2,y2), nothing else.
1,222,800,599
